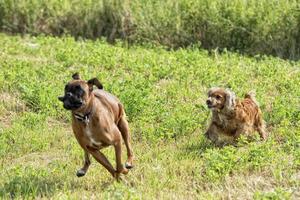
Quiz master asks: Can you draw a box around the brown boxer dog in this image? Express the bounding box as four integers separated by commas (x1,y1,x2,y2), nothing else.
58,73,134,179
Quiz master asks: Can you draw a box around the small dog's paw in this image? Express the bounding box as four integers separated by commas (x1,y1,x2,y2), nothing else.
260,132,268,140
76,169,86,177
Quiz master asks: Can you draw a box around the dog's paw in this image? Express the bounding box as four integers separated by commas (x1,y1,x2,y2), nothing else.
116,167,129,175
76,169,86,177
125,162,134,169
121,168,129,174
114,168,129,181
114,173,124,182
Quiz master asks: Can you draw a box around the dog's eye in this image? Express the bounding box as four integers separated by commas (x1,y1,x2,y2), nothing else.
76,88,84,97
216,95,222,100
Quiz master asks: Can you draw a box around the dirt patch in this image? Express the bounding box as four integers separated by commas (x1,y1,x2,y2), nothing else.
10,151,66,169
0,92,26,128
0,92,26,112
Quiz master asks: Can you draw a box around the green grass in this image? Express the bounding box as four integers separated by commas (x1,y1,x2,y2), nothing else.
0,33,299,199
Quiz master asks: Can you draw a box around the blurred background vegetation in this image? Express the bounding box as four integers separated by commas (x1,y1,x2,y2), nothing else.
0,0,299,59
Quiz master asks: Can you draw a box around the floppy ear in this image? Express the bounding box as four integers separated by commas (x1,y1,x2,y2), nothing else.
87,78,103,91
224,88,236,110
72,73,80,80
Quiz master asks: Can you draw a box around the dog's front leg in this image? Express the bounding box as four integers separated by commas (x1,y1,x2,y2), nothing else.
233,127,244,140
258,126,267,140
87,146,116,177
256,117,268,140
76,150,91,177
205,123,219,143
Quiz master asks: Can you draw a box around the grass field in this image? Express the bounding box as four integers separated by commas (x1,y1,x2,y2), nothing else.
0,33,299,199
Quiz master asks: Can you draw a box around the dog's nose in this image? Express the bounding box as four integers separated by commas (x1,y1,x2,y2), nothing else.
206,99,212,105
58,96,65,101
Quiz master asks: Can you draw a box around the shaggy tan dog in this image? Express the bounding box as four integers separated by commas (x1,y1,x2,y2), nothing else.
205,87,267,146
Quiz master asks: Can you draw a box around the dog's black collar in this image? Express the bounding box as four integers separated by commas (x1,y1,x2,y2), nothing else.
74,111,91,124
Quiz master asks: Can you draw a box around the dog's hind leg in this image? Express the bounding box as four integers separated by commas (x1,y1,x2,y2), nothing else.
113,128,129,180
256,117,267,140
254,108,268,140
76,150,91,177
117,116,134,169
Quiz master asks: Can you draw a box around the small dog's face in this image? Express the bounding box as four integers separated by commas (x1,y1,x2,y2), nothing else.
58,73,103,110
206,88,227,110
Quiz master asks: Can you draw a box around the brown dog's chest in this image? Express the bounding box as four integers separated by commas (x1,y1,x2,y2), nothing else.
73,122,111,150
213,113,238,134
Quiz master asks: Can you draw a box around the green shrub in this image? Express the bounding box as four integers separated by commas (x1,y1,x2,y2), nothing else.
0,0,299,59
0,0,127,41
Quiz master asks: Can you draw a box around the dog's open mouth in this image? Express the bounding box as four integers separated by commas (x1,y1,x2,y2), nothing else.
207,104,215,109
63,101,83,110
71,102,83,109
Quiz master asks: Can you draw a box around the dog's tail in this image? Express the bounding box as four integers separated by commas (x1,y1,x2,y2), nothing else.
245,90,259,106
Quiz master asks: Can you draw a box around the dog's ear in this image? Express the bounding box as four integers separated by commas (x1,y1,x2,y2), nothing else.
72,73,80,80
87,78,103,91
224,88,236,110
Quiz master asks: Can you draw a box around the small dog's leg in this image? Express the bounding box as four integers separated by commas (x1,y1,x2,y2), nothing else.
255,114,268,140
117,117,134,169
257,121,267,140
87,147,116,177
233,127,244,141
76,151,91,177
205,123,219,143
